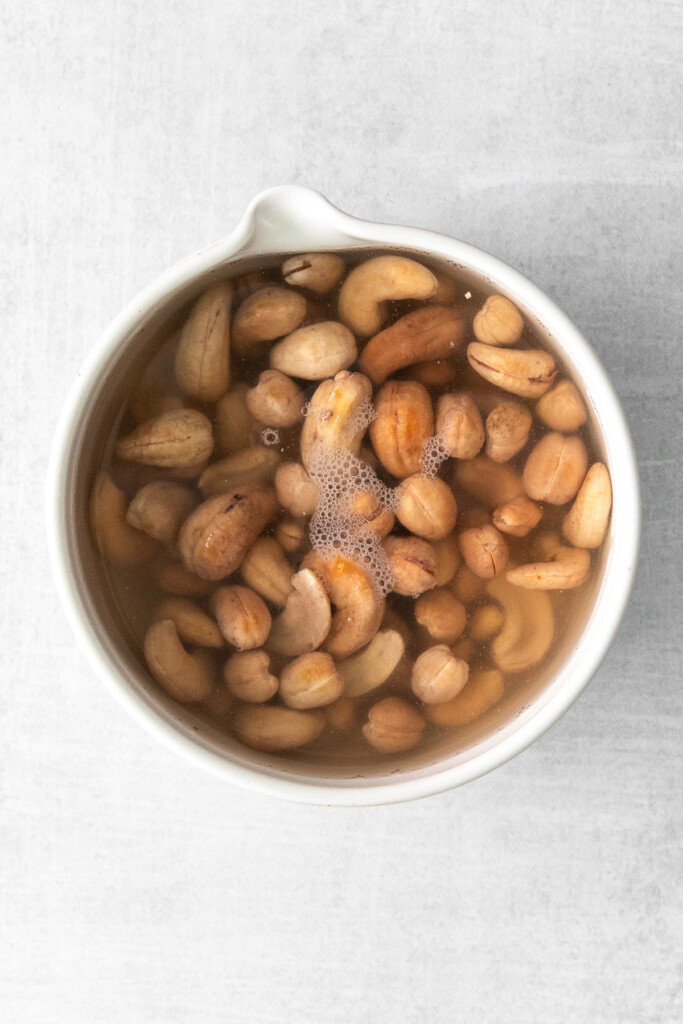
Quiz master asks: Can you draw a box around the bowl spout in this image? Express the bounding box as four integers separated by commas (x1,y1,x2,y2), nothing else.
233,186,359,257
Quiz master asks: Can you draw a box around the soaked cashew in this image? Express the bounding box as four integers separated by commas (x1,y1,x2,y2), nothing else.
153,597,224,648
410,359,457,386
343,491,395,538
451,563,486,604
90,472,157,566
396,475,458,541
178,483,277,580
126,481,196,550
370,380,434,479
215,386,257,454
487,576,554,672
211,585,271,650
274,462,320,517
326,697,357,731
246,370,304,427
415,590,467,642
240,537,294,606
411,646,469,704
536,380,587,433
232,704,325,752
523,432,588,505
467,343,556,398
198,447,280,498
459,525,509,579
275,517,307,553
303,552,385,659
493,495,543,537
270,322,357,380
469,604,504,642
425,669,504,725
116,409,214,469
454,456,524,508
383,536,437,596
232,286,307,354
155,558,215,597
281,253,345,294
485,402,532,463
432,535,461,586
300,371,373,473
435,393,485,460
280,652,344,709
143,619,214,703
174,281,232,401
562,463,612,549
223,649,279,703
359,306,465,384
336,629,405,698
268,569,332,657
338,255,438,337
362,697,426,753
473,295,524,346
507,545,591,589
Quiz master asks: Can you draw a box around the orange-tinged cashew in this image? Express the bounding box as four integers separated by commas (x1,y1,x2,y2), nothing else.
370,380,434,479
143,619,215,703
339,255,438,336
174,281,232,401
562,463,612,549
425,669,504,725
358,305,466,384
383,536,437,596
274,462,320,517
467,342,556,398
487,576,554,672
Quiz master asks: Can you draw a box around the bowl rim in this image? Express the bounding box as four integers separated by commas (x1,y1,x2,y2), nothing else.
46,186,641,806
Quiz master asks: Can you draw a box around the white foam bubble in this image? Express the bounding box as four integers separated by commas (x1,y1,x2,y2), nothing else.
419,433,450,477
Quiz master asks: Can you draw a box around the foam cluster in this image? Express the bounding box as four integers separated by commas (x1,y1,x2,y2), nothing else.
419,433,450,478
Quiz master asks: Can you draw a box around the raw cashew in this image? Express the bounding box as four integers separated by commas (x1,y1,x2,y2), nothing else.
467,343,556,398
473,295,523,346
432,535,461,586
178,482,277,580
281,253,345,294
506,545,591,589
198,447,281,498
358,306,465,384
115,409,214,469
435,393,485,460
155,558,215,597
485,402,532,463
459,525,509,579
362,697,426,753
336,629,405,697
300,371,373,473
302,552,385,659
90,472,157,566
492,495,542,537
343,491,395,538
562,463,612,549
326,697,357,731
153,597,224,648
232,704,325,752
370,380,434,479
232,286,307,354
536,380,587,433
240,537,294,606
410,359,457,386
451,564,486,604
246,370,304,427
383,536,437,596
143,619,215,703
268,569,332,656
411,646,469,704
279,652,344,709
211,585,271,650
215,386,257,454
275,518,307,553
174,281,232,401
425,669,504,725
523,432,588,505
487,576,554,672
223,649,278,703
396,475,457,541
126,481,196,549
274,462,320,517
469,604,504,642
415,590,467,642
338,255,438,337
270,322,357,380
454,456,524,508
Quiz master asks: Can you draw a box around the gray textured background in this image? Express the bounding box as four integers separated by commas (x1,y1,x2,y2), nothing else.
2,1,682,1021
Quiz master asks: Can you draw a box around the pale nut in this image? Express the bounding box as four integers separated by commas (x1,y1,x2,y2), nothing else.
506,545,591,589
425,669,504,725
223,649,278,704
115,409,214,469
268,569,332,657
338,255,437,337
435,393,485,460
536,380,587,433
370,380,434,479
211,585,271,650
467,343,556,398
240,537,294,606
411,646,469,705
90,472,157,566
155,559,215,597
562,463,612,549
126,481,196,549
198,447,281,498
280,652,344,709
246,370,304,428
325,697,357,731
414,590,467,643
454,456,524,508
487,576,554,672
215,386,257,454
275,517,307,553
431,535,461,586
451,564,486,604
523,432,588,505
409,359,457,386
492,495,543,537
383,536,438,597
231,286,307,354
358,305,465,385
274,462,320,517
396,475,457,541
362,697,426,753
232,704,325,752
178,483,277,580
336,629,405,698
458,525,509,579
473,295,524,346
143,619,215,703
270,321,357,380
281,253,346,294
174,281,232,401
153,597,224,648
485,402,533,463
468,603,504,642
300,371,374,473
302,552,385,659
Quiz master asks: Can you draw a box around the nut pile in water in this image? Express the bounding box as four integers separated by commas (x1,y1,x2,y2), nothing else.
90,252,613,760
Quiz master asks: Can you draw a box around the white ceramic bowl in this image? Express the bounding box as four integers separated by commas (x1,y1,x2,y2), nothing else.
46,186,640,805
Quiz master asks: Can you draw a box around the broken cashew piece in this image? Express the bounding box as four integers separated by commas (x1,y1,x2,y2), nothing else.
274,462,320,517
492,495,543,537
425,669,504,725
338,255,438,337
143,619,215,703
232,704,325,752
126,481,197,550
487,576,554,672
174,281,232,402
268,569,332,657
506,545,591,590
359,305,466,385
281,253,345,294
336,629,405,698
562,463,612,549
246,370,304,428
467,342,556,398
415,589,467,642
270,321,357,380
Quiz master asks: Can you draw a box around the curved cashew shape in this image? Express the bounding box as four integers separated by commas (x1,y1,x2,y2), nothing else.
223,649,278,704
300,371,373,473
232,704,325,752
338,255,438,337
268,569,332,657
562,463,612,549
153,597,224,648
506,545,591,589
143,619,215,703
303,552,385,659
198,447,280,498
487,576,554,672
90,472,157,567
337,629,405,697
425,669,504,725
240,537,294,606
174,281,232,401
358,305,465,384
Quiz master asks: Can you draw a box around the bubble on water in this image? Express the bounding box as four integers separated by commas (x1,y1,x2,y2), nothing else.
261,428,280,446
420,433,450,477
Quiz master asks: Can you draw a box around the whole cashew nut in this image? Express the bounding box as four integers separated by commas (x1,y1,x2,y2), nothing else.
270,321,357,380
223,649,278,704
435,393,485,460
383,535,437,596
279,652,344,709
523,432,588,505
338,255,438,337
425,669,504,725
246,370,304,428
268,569,332,657
240,536,294,606
116,409,214,469
198,447,281,498
232,704,325,752
467,343,556,398
396,474,457,541
473,295,524,346
562,463,612,549
362,697,426,753
281,253,346,294
126,481,196,550
153,597,224,648
487,576,554,672
211,585,272,650
358,305,465,384
411,646,469,704
536,380,587,433
336,629,405,698
232,286,307,354
300,371,373,473
370,380,434,479
143,619,215,703
492,495,543,537
453,456,524,509
506,544,591,589
302,552,385,659
174,281,232,402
